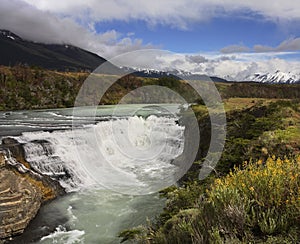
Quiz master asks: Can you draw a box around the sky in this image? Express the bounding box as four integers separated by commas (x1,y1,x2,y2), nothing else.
1,0,300,80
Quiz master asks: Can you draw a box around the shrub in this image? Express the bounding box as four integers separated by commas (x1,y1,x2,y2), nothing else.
125,156,300,243
209,156,300,237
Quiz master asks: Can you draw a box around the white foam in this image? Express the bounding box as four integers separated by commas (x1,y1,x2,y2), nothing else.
13,115,185,194
40,225,85,244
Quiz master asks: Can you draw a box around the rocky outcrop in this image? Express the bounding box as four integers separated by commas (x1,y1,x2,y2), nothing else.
0,163,42,239
2,138,28,169
0,139,65,240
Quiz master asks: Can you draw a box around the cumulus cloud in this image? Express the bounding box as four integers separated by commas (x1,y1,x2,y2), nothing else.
1,0,300,80
21,0,300,29
206,56,300,81
185,55,208,64
0,0,156,58
2,0,300,58
153,52,300,81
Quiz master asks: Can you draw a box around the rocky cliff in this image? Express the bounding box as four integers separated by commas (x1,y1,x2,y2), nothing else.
0,138,64,241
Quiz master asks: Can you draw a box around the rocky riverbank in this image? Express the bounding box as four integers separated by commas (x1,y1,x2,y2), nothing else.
0,138,64,241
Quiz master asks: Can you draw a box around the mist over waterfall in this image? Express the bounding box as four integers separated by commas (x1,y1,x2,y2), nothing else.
13,115,185,193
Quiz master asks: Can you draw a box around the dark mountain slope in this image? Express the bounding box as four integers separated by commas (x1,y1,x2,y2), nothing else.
0,30,106,71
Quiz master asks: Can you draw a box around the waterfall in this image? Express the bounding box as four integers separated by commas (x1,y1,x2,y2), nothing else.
12,115,185,194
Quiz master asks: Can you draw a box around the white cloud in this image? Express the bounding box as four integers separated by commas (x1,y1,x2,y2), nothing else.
21,0,300,29
2,0,300,59
0,0,156,58
149,52,300,81
1,0,300,80
185,55,208,64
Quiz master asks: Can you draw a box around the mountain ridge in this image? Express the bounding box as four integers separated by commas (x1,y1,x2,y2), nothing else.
244,70,300,84
0,29,106,71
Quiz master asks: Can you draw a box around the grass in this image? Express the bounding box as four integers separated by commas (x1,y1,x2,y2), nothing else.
268,127,300,144
223,98,280,112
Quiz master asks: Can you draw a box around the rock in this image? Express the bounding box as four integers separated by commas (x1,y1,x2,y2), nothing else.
0,166,42,239
0,154,5,167
0,145,65,240
1,138,28,168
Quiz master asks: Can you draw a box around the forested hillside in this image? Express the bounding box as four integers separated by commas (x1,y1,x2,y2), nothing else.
1,65,300,111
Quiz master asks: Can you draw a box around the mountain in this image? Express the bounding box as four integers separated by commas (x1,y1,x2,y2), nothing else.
1,30,299,84
122,67,228,82
0,30,106,71
244,70,300,84
0,32,210,79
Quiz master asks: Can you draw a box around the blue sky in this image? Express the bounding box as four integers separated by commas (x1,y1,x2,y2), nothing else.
95,15,283,53
1,0,300,79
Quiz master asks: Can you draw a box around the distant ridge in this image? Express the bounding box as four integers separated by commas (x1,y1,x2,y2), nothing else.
122,67,229,82
0,30,106,71
245,70,300,84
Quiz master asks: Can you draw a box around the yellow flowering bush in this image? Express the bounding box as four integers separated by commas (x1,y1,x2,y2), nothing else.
120,156,300,243
209,155,300,235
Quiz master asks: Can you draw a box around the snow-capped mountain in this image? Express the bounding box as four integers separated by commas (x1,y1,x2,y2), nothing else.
245,71,300,84
121,67,228,82
124,67,300,84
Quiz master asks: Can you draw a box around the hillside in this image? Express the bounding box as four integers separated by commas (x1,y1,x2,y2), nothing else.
0,30,106,71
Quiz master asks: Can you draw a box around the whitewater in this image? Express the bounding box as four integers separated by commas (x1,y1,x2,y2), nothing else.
0,104,188,243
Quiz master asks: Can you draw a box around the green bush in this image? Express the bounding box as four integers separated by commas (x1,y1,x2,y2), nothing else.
124,156,300,243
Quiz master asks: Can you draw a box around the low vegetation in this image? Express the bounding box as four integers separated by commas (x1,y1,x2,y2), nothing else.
0,65,200,110
120,156,300,243
119,100,300,243
0,65,86,110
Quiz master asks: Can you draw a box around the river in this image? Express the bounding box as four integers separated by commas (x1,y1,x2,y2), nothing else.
0,104,189,243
